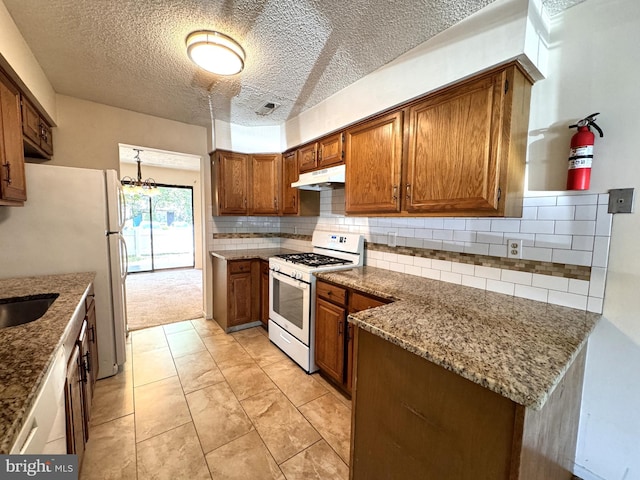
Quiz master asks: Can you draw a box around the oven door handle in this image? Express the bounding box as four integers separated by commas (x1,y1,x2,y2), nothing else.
270,270,310,289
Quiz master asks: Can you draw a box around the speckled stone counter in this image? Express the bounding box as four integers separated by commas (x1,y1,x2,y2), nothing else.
210,247,303,262
0,272,95,454
316,266,600,410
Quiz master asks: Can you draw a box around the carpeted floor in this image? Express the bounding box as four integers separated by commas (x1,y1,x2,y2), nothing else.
126,268,203,331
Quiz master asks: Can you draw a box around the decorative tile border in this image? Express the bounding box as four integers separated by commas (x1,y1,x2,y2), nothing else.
366,242,591,281
212,232,312,241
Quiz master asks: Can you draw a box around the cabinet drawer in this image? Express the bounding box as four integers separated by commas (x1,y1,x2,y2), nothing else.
350,291,387,313
317,281,347,305
229,260,252,274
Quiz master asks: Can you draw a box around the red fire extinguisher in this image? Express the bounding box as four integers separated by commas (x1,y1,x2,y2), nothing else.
567,112,603,190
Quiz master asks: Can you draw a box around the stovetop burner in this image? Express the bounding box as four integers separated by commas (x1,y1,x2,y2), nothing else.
274,252,352,268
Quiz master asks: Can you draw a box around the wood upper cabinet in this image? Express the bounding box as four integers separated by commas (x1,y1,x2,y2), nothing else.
250,153,281,215
405,65,530,216
298,142,318,173
345,110,404,214
281,151,299,215
0,70,27,204
317,133,344,168
21,95,53,158
215,151,249,215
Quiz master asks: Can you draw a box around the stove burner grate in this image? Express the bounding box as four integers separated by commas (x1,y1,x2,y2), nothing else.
275,252,352,268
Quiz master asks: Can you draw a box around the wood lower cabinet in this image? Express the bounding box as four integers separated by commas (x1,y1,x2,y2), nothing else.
315,280,389,394
65,345,85,466
345,111,404,214
260,260,269,328
0,70,27,205
212,257,262,331
77,321,92,442
351,329,586,480
85,294,99,393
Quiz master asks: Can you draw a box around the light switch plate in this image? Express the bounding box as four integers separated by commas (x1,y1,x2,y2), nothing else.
608,188,635,214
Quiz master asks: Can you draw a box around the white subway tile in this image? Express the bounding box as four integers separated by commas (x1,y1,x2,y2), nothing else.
592,236,610,268
552,249,592,266
367,250,382,260
535,234,572,249
366,258,378,268
505,233,535,246
547,291,588,310
397,254,415,265
572,236,594,251
595,204,613,236
466,219,492,231
406,218,426,228
399,228,415,237
389,262,405,273
413,257,432,269
383,252,398,263
423,240,443,250
555,221,596,236
424,219,444,229
589,267,607,298
521,207,538,220
421,268,441,280
404,265,422,277
569,279,590,295
432,259,452,271
490,219,521,233
441,271,462,284
475,265,501,280
598,193,609,205
532,274,569,292
515,285,549,302
477,232,504,244
444,219,466,230
441,241,464,253
376,260,390,270
462,275,486,290
452,262,475,276
486,280,515,296
537,205,575,220
520,220,554,234
501,269,532,285
489,244,507,257
464,243,490,255
405,237,424,248
587,297,603,314
415,228,434,239
575,205,598,221
453,230,477,242
557,194,598,206
521,246,553,262
433,230,454,240
523,196,557,207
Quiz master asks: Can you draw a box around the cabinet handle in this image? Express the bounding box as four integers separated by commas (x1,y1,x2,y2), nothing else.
292,195,296,208
392,185,398,201
274,197,278,209
406,184,411,200
2,163,11,185
318,148,322,161
84,351,91,375
347,324,353,340
338,321,344,336
89,325,96,343
244,197,247,207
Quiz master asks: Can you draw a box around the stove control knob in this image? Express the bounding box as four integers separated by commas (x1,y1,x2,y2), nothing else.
272,265,280,272
294,271,301,280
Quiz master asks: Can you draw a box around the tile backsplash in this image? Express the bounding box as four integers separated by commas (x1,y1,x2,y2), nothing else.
208,188,612,314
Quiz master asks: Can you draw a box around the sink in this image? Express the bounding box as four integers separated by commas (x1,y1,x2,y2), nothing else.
0,293,59,329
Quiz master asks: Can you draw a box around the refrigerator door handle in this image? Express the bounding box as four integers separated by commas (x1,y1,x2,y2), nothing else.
118,233,129,280
118,183,127,231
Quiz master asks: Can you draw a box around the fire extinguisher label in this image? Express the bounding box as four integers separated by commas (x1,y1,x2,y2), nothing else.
569,145,594,158
568,157,592,169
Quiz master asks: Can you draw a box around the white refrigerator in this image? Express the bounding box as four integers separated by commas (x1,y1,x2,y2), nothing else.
0,163,127,379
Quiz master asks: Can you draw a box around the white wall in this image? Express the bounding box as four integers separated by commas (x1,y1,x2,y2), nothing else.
213,119,282,153
0,0,56,121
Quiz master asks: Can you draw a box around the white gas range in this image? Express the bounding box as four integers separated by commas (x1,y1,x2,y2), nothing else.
268,231,364,373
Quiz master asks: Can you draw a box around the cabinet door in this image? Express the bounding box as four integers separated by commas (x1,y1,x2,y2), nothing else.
315,297,346,384
405,72,505,214
345,111,403,214
217,151,249,215
85,296,99,395
21,97,41,147
228,271,252,327
318,133,344,168
298,143,318,173
0,71,27,203
65,346,85,465
77,321,92,442
40,122,53,156
281,151,299,215
250,154,280,215
260,260,269,327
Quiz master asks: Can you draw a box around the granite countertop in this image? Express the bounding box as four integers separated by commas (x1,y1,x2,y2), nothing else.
0,272,95,454
316,266,600,410
210,247,304,261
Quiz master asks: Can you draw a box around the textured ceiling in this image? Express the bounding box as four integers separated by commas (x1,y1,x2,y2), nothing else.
4,0,583,128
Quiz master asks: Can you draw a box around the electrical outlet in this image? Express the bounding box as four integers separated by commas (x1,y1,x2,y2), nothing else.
387,232,397,247
507,239,522,259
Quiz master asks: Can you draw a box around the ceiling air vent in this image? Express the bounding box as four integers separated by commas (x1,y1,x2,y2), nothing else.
256,101,280,116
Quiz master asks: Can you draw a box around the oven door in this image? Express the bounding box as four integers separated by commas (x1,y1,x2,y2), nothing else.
269,270,311,345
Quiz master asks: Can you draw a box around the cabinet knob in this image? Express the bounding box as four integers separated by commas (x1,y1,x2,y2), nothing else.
406,184,411,200
392,185,398,201
2,163,11,185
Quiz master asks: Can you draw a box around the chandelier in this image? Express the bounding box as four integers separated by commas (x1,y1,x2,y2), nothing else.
121,149,159,196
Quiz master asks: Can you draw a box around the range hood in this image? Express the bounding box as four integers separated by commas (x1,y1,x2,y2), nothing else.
291,164,345,191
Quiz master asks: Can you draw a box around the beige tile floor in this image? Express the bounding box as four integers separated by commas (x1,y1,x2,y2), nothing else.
81,318,352,480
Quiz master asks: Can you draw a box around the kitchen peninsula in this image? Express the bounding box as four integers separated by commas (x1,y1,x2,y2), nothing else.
317,266,600,480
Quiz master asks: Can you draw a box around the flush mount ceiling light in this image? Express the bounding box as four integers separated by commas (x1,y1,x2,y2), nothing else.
186,30,245,76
